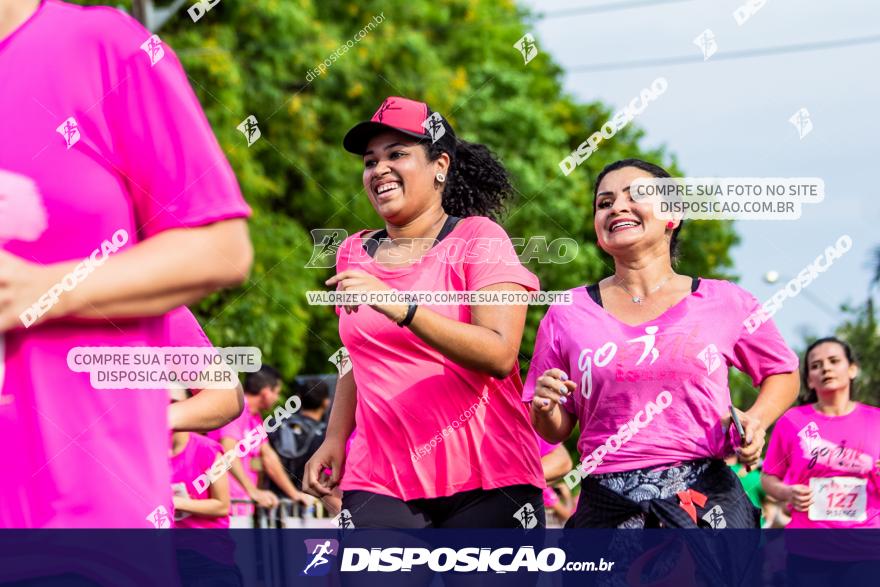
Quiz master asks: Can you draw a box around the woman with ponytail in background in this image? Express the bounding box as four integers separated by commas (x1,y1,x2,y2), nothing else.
762,337,880,585
762,337,880,528
303,96,545,528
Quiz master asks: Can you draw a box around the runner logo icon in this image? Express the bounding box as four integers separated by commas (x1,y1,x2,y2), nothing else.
302,539,339,576
693,29,718,60
514,503,538,529
56,117,80,150
139,35,165,66
146,505,171,529
422,112,446,143
697,344,722,376
702,505,727,529
335,508,356,529
237,115,261,147
789,108,813,139
514,33,539,65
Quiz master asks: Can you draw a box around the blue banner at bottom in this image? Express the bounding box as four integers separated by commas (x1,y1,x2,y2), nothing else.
1,530,878,587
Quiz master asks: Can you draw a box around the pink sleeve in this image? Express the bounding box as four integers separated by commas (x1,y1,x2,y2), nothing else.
763,414,794,478
106,30,250,238
730,290,799,386
165,307,212,347
522,310,575,415
198,437,225,472
463,218,539,292
164,306,239,397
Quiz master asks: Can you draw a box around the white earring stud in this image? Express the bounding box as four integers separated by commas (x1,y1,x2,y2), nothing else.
436,172,445,183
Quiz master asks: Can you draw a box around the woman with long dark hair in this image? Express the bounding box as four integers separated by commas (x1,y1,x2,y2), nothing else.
525,158,800,529
303,96,545,528
762,337,880,528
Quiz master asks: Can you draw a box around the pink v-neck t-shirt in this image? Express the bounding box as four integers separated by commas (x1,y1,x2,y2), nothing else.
0,1,250,527
336,216,545,500
523,279,799,474
764,403,880,528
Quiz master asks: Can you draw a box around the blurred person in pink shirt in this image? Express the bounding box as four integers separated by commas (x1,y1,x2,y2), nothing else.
169,387,230,529
0,0,252,528
163,307,239,528
763,337,880,529
268,377,342,515
208,366,314,517
762,337,880,583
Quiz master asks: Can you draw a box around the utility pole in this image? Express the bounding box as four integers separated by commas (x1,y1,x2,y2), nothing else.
129,0,189,32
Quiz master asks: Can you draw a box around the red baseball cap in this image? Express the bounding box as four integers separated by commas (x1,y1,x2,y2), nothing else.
343,96,454,155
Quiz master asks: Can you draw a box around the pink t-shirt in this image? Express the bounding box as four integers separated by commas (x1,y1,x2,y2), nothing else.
538,437,558,459
164,306,235,389
170,433,229,529
764,403,880,528
337,216,545,500
207,406,265,515
167,307,214,349
0,1,250,528
523,279,799,474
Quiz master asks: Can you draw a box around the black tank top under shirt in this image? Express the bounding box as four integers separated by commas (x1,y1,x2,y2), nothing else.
586,277,700,307
362,215,461,257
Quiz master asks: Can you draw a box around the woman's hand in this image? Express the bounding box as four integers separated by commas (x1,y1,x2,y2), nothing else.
530,369,576,416
248,488,279,509
325,269,406,322
0,251,69,332
785,484,814,512
172,495,186,512
303,437,347,498
726,408,766,470
293,491,316,507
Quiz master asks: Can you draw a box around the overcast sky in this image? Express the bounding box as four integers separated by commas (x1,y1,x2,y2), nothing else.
518,0,879,348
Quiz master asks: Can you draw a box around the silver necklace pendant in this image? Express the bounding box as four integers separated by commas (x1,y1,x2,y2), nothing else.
618,273,675,305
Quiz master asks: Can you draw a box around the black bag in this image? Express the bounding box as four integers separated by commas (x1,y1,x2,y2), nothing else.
268,415,326,490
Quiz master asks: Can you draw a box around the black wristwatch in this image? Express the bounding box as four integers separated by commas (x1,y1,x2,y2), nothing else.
397,303,418,327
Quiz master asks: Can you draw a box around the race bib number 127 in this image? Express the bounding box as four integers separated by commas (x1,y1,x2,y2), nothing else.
808,476,867,522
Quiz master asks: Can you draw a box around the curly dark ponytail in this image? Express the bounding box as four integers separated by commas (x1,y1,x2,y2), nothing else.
421,123,514,220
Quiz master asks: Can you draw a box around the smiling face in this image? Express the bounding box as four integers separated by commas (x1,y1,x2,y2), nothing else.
806,341,858,398
594,166,673,258
362,130,449,223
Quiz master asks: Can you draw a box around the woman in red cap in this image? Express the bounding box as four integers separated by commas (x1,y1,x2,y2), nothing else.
303,96,545,528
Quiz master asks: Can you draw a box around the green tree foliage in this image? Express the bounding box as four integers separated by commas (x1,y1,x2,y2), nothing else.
75,1,739,385
826,300,879,407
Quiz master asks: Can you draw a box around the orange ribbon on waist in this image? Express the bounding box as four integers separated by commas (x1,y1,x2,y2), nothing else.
676,489,707,524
